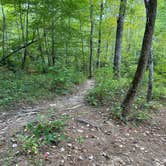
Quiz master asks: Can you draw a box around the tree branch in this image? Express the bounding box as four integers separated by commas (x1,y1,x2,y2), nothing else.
0,39,37,64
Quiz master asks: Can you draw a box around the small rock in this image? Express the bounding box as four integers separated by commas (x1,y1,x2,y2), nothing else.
61,160,65,163
91,128,95,131
11,138,17,143
140,147,145,151
50,104,56,107
125,133,130,136
12,144,18,148
79,156,84,160
77,129,84,133
60,147,65,152
89,155,94,160
119,144,123,148
67,143,72,147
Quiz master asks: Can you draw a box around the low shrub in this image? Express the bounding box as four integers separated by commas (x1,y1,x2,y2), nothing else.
18,113,68,155
0,65,85,111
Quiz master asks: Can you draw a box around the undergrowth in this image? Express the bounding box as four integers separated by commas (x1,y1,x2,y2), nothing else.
17,110,69,155
86,67,165,123
0,64,85,111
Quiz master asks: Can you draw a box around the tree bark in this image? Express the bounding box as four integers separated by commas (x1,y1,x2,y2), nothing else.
121,0,157,116
22,0,29,69
113,0,127,78
51,19,56,66
0,40,37,64
89,0,94,78
1,0,6,64
147,47,154,102
80,20,86,73
96,1,104,68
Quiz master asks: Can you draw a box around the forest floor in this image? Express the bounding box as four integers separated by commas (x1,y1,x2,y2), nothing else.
0,80,166,166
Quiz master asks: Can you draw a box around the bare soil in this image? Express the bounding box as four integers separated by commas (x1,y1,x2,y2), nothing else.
0,80,166,166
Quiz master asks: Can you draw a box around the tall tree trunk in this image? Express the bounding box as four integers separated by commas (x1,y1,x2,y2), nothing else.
89,0,94,78
80,20,86,73
96,1,104,68
147,47,154,102
51,19,55,66
121,0,157,116
1,1,6,64
113,0,127,78
37,28,46,73
43,28,50,66
22,0,29,69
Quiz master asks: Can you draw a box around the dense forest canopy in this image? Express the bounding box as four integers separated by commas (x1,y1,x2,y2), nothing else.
0,0,164,71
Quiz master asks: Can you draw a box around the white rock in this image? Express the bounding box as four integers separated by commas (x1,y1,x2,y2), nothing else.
77,129,84,133
67,143,72,147
60,147,65,152
140,147,145,151
119,144,123,148
12,144,18,148
50,104,56,107
91,128,95,131
89,155,94,160
79,156,84,160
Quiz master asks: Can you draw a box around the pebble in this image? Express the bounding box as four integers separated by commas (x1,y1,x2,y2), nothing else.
79,156,84,160
12,143,18,148
60,147,65,152
67,143,72,147
89,155,94,160
77,129,84,133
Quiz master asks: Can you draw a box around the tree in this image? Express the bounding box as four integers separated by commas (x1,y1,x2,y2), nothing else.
121,0,157,116
89,0,94,78
1,0,6,64
113,0,127,78
96,0,104,68
147,46,154,102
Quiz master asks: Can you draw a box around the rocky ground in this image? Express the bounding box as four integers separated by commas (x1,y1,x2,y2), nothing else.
0,80,166,166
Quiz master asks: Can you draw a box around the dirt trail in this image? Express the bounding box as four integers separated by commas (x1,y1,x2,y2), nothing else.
0,80,166,166
0,80,94,139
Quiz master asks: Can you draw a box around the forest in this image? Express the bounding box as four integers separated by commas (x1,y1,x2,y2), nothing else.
0,0,166,165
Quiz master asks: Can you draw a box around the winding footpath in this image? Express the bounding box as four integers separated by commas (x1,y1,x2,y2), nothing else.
0,80,166,166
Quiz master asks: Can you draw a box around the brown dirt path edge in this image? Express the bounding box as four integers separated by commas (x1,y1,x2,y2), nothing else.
0,80,166,166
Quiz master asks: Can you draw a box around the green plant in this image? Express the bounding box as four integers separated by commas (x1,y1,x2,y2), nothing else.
0,67,85,111
76,137,85,144
48,63,85,94
86,75,128,106
18,114,68,155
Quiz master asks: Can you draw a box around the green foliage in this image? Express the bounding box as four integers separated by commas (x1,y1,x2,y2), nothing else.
18,114,68,155
0,67,84,111
0,71,53,110
86,67,128,106
87,66,165,123
48,63,85,94
76,137,85,144
109,103,152,124
153,74,166,99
